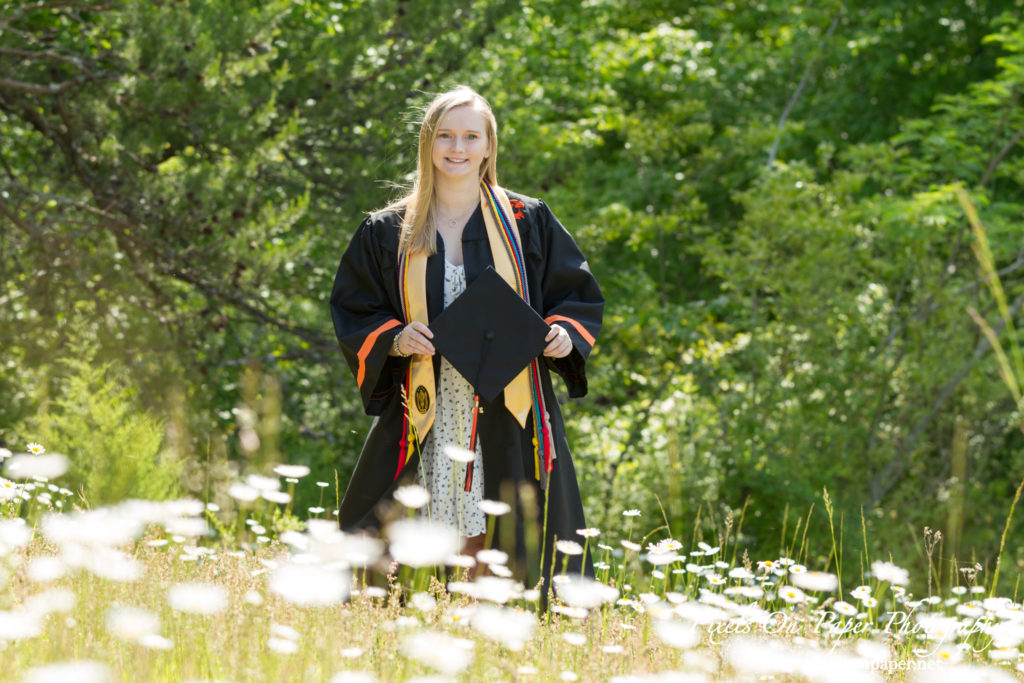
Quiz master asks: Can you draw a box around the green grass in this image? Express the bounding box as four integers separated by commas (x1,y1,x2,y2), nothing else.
3,473,1024,683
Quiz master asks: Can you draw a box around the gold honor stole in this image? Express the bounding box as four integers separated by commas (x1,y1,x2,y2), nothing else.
395,180,555,488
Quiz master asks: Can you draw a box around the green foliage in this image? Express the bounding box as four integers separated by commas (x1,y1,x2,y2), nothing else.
19,339,182,504
3,0,1024,591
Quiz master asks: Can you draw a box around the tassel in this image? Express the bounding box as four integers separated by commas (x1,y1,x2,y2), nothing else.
464,395,480,492
396,380,414,481
469,395,480,452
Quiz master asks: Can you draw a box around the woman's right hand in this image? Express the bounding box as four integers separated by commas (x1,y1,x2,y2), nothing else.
395,321,435,356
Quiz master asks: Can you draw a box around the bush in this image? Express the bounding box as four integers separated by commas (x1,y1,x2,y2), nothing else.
20,352,182,505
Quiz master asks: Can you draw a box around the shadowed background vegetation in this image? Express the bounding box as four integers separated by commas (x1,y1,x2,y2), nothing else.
3,0,1024,592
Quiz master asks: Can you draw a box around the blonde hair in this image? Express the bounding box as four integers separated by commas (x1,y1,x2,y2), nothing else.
385,86,498,255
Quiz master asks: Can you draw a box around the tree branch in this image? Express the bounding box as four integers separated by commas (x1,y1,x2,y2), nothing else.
603,363,677,496
0,75,80,95
0,197,48,240
0,46,88,70
981,123,1024,188
164,264,337,351
766,11,842,168
0,1,116,26
868,289,1024,506
870,247,1024,362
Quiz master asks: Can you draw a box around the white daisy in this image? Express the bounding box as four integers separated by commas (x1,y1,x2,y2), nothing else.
556,540,584,556
272,464,310,478
870,560,909,586
478,499,511,516
393,484,430,509
778,586,806,604
833,600,858,616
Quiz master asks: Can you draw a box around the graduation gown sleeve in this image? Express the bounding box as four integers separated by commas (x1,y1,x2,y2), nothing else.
533,200,603,398
329,214,407,415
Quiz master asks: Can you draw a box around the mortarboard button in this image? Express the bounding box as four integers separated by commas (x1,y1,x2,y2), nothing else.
429,266,551,403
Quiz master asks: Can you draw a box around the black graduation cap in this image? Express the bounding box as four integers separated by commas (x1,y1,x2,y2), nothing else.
430,266,550,402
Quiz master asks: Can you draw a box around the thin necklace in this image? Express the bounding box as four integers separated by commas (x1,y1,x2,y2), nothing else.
436,202,477,229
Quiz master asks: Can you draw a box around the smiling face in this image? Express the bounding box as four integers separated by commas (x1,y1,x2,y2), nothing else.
430,104,492,183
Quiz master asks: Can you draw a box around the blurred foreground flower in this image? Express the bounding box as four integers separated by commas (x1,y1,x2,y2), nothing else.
470,604,536,650
0,609,43,640
167,582,228,615
555,540,583,556
394,484,430,509
387,519,460,567
281,521,385,568
555,576,619,609
476,548,509,566
448,577,523,604
106,606,161,642
871,560,910,586
833,600,859,617
791,570,839,593
401,630,474,675
227,482,259,502
26,556,67,583
654,617,701,649
24,661,111,683
443,444,475,463
267,637,299,654
478,499,511,516
246,474,280,492
273,464,311,478
4,453,70,480
329,673,377,683
0,519,32,558
41,509,143,547
269,562,351,606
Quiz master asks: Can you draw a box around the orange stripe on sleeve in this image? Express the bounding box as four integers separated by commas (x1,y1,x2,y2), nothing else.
545,314,596,348
357,319,403,387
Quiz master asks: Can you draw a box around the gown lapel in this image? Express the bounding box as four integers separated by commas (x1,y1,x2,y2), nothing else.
426,246,445,321
461,204,491,286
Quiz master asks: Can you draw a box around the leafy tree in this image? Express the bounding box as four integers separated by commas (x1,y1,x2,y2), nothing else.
3,0,1024,589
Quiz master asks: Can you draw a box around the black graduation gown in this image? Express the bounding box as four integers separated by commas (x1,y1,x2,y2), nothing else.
329,191,603,582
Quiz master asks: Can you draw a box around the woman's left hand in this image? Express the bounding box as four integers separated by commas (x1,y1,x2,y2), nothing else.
543,324,573,358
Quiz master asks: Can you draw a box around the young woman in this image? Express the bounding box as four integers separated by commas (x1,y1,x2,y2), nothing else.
330,86,603,579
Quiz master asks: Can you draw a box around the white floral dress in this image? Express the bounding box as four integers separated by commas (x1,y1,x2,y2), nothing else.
417,259,487,537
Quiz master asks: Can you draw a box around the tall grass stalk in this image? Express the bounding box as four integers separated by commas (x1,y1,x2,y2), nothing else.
823,488,843,596
957,185,1024,596
860,506,870,584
